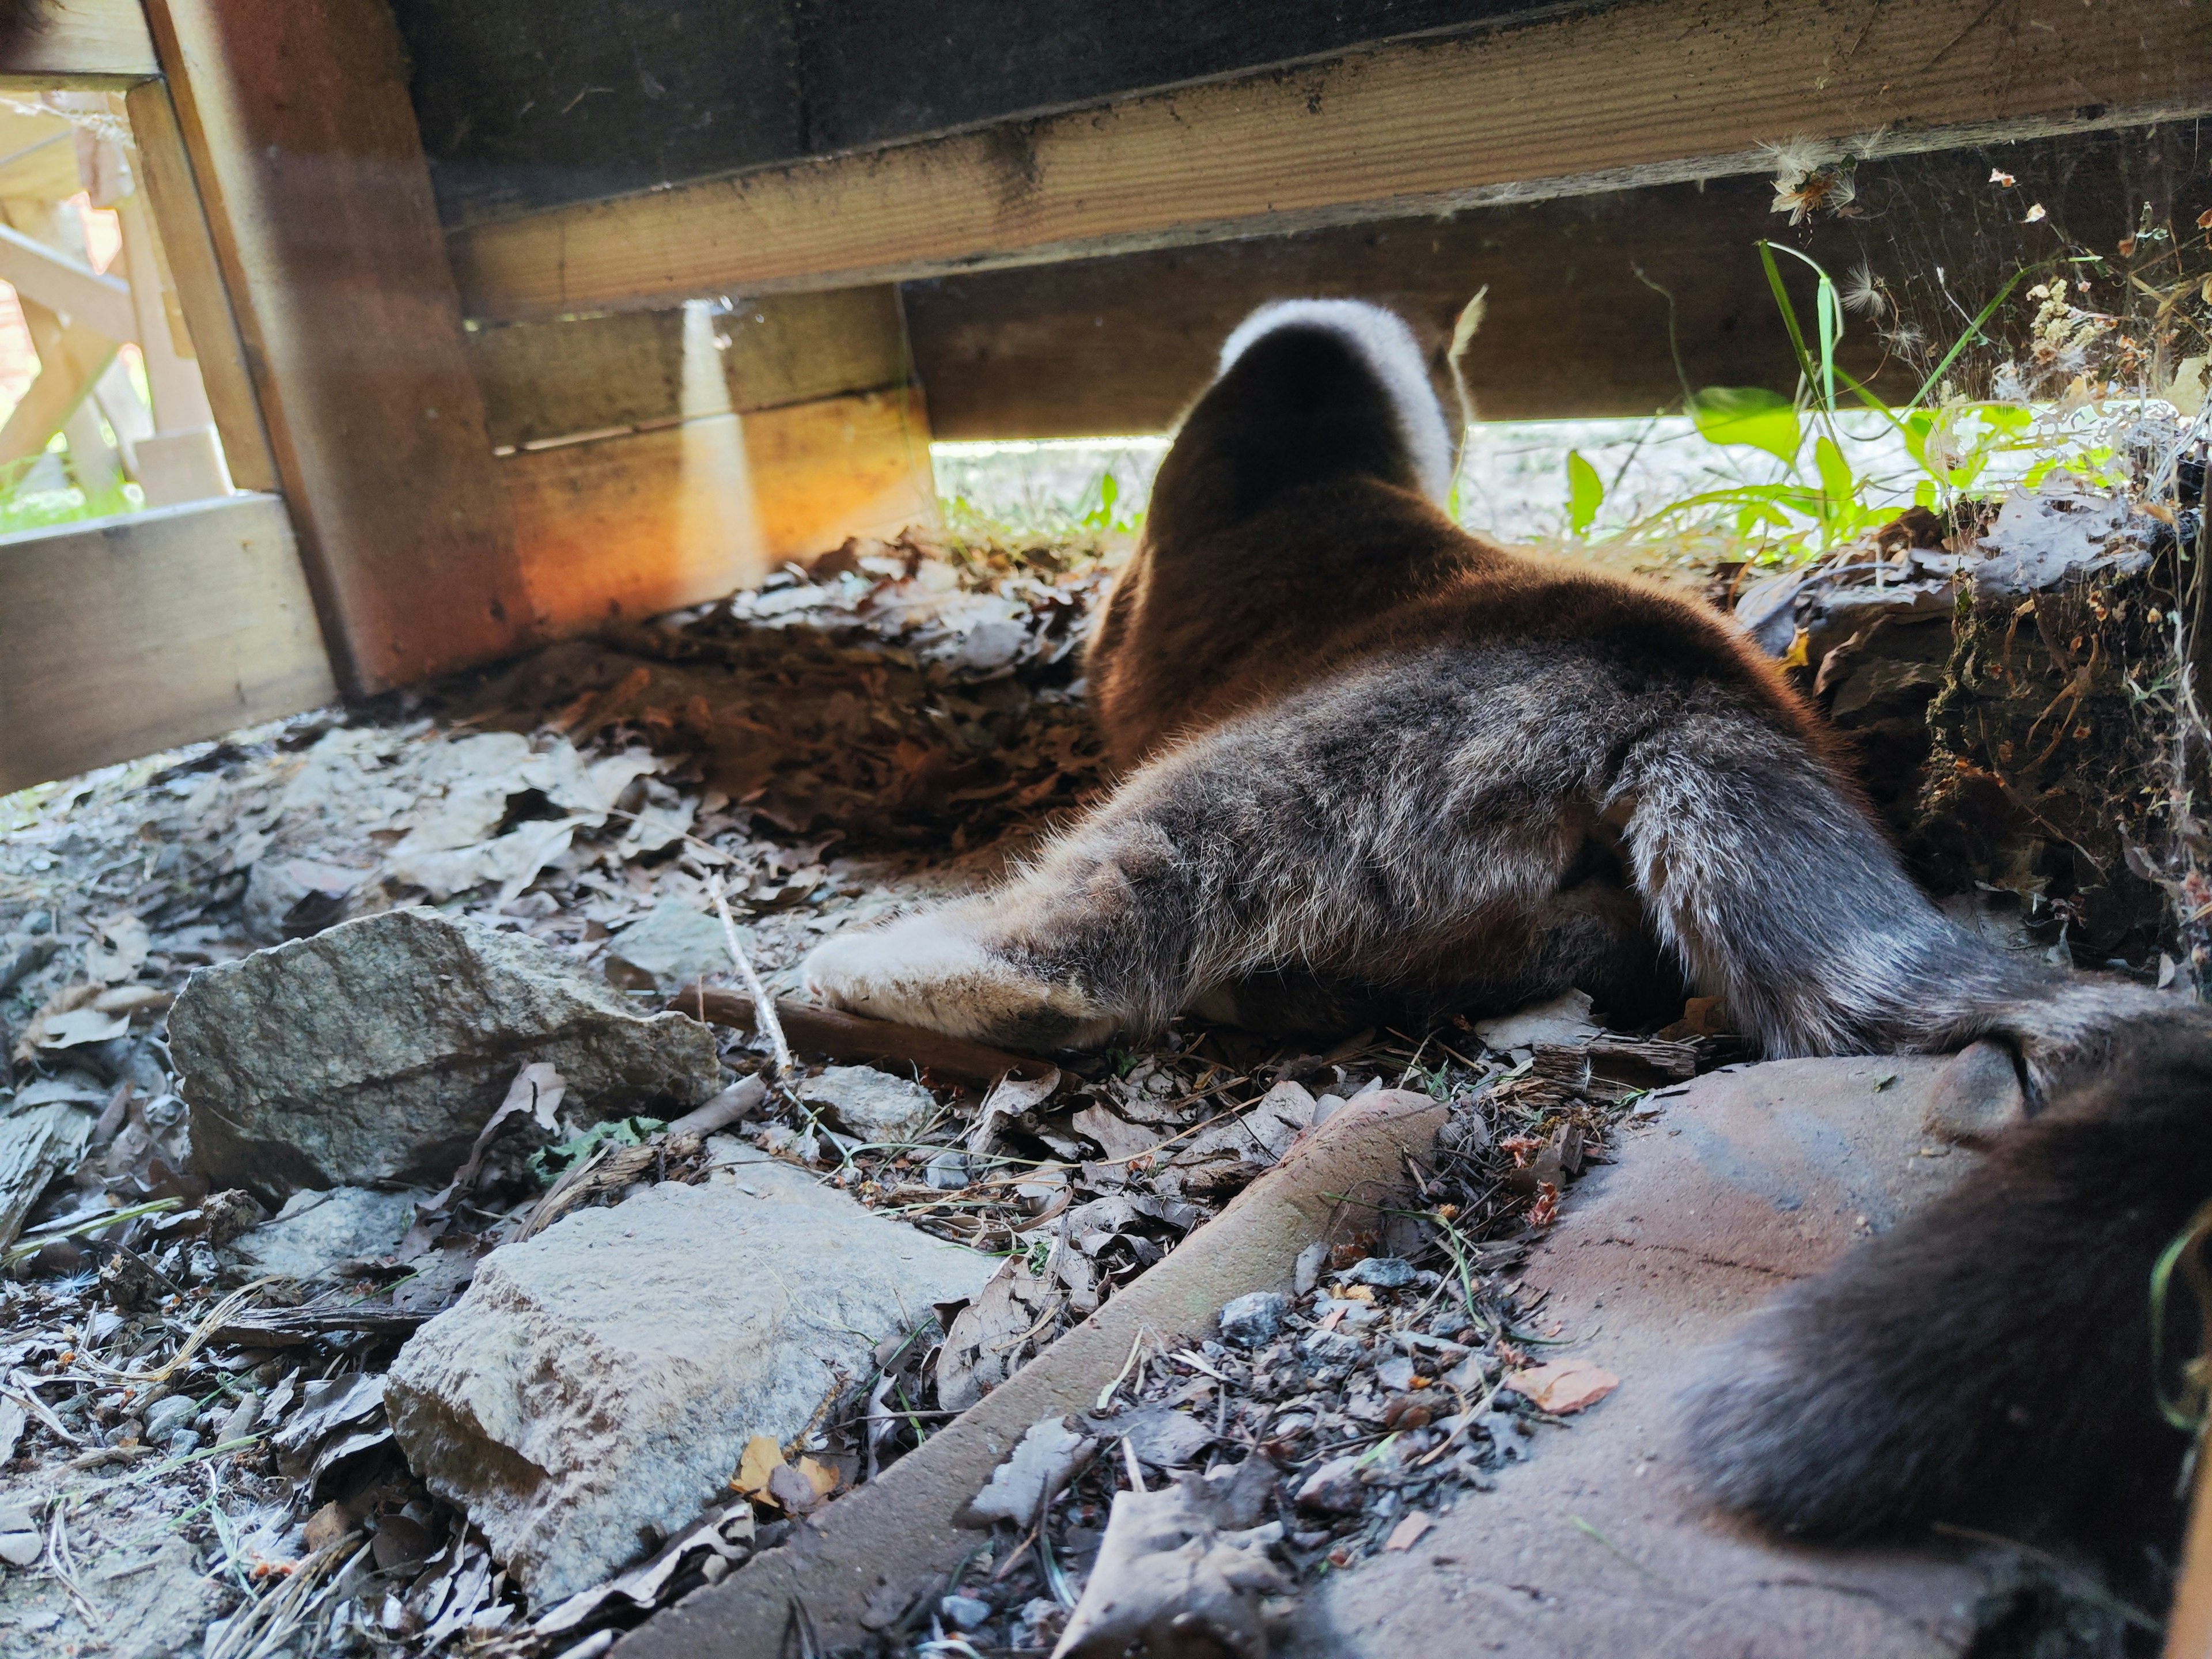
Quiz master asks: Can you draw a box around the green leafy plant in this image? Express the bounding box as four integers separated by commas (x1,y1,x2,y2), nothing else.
1559,241,2127,566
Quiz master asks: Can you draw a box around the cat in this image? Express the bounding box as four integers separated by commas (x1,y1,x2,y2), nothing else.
802,298,2205,1546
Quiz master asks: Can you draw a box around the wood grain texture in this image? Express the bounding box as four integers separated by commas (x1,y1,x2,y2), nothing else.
394,0,1537,226
449,0,2212,320
908,129,2200,434
143,0,533,694
503,385,935,635
0,494,337,794
471,286,909,448
0,0,157,86
124,78,278,493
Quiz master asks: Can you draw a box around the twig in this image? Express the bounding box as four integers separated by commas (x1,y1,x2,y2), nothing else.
709,873,791,1077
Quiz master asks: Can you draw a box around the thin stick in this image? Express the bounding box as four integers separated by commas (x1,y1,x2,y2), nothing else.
709,874,791,1077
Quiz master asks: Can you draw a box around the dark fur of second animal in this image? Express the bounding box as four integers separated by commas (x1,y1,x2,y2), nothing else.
805,299,2202,1551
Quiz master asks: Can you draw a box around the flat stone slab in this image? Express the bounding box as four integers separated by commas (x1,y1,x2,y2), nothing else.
387,1149,998,1607
232,1185,425,1279
1289,1056,2006,1659
173,908,722,1198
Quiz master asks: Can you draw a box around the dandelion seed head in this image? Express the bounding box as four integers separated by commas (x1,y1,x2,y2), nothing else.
1842,262,1889,317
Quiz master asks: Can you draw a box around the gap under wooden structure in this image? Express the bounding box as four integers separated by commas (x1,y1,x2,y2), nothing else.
5,0,2212,802
906,124,2206,437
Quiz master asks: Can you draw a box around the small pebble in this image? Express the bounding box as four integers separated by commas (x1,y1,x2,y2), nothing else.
940,1593,992,1630
142,1395,196,1442
165,1429,201,1457
0,1531,40,1567
1217,1290,1290,1348
1338,1256,1415,1289
1293,1453,1367,1514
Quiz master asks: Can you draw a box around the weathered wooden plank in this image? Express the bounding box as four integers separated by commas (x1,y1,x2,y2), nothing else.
0,0,158,86
124,78,278,494
471,287,910,449
0,222,136,342
449,0,2212,321
142,0,533,694
392,0,1535,227
504,386,935,635
0,309,114,465
908,129,2191,434
0,494,338,794
388,0,804,228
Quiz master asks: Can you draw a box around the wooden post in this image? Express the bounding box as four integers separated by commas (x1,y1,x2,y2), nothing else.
123,78,277,494
139,0,535,694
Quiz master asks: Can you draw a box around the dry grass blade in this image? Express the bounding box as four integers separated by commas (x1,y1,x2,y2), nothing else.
77,1275,286,1386
206,1533,370,1659
711,872,792,1077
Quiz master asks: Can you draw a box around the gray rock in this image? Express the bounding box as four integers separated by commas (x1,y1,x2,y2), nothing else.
0,1529,39,1566
1293,1453,1367,1514
941,1594,991,1631
232,1187,425,1280
1338,1256,1415,1290
1471,990,1598,1050
172,910,722,1198
601,901,730,993
387,1152,997,1605
1218,1290,1290,1349
799,1065,940,1144
142,1395,197,1443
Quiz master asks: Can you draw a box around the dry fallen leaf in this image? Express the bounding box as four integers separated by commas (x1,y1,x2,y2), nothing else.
36,1007,131,1051
1383,1510,1434,1551
1503,1358,1620,1415
730,1433,785,1497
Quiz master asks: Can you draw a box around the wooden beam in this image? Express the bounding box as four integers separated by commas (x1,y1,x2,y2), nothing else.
503,385,935,635
448,0,2212,321
908,128,2191,435
0,0,157,86
123,78,276,494
0,494,337,794
469,286,912,449
142,0,533,694
0,222,135,341
0,309,115,466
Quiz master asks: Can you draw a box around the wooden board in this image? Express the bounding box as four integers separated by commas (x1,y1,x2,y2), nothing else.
0,0,158,86
471,286,910,449
0,494,338,794
0,222,135,341
449,0,2212,321
124,78,278,494
391,0,1535,227
907,128,2196,434
504,385,935,635
142,0,533,694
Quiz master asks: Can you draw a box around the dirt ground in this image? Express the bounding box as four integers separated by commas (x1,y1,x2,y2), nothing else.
0,500,2190,1659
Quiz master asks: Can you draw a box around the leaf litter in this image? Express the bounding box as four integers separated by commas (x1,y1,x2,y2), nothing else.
0,528,1717,1659
6,448,2186,1656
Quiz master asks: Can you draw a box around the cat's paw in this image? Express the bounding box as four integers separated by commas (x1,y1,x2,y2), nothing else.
802,911,1115,1049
